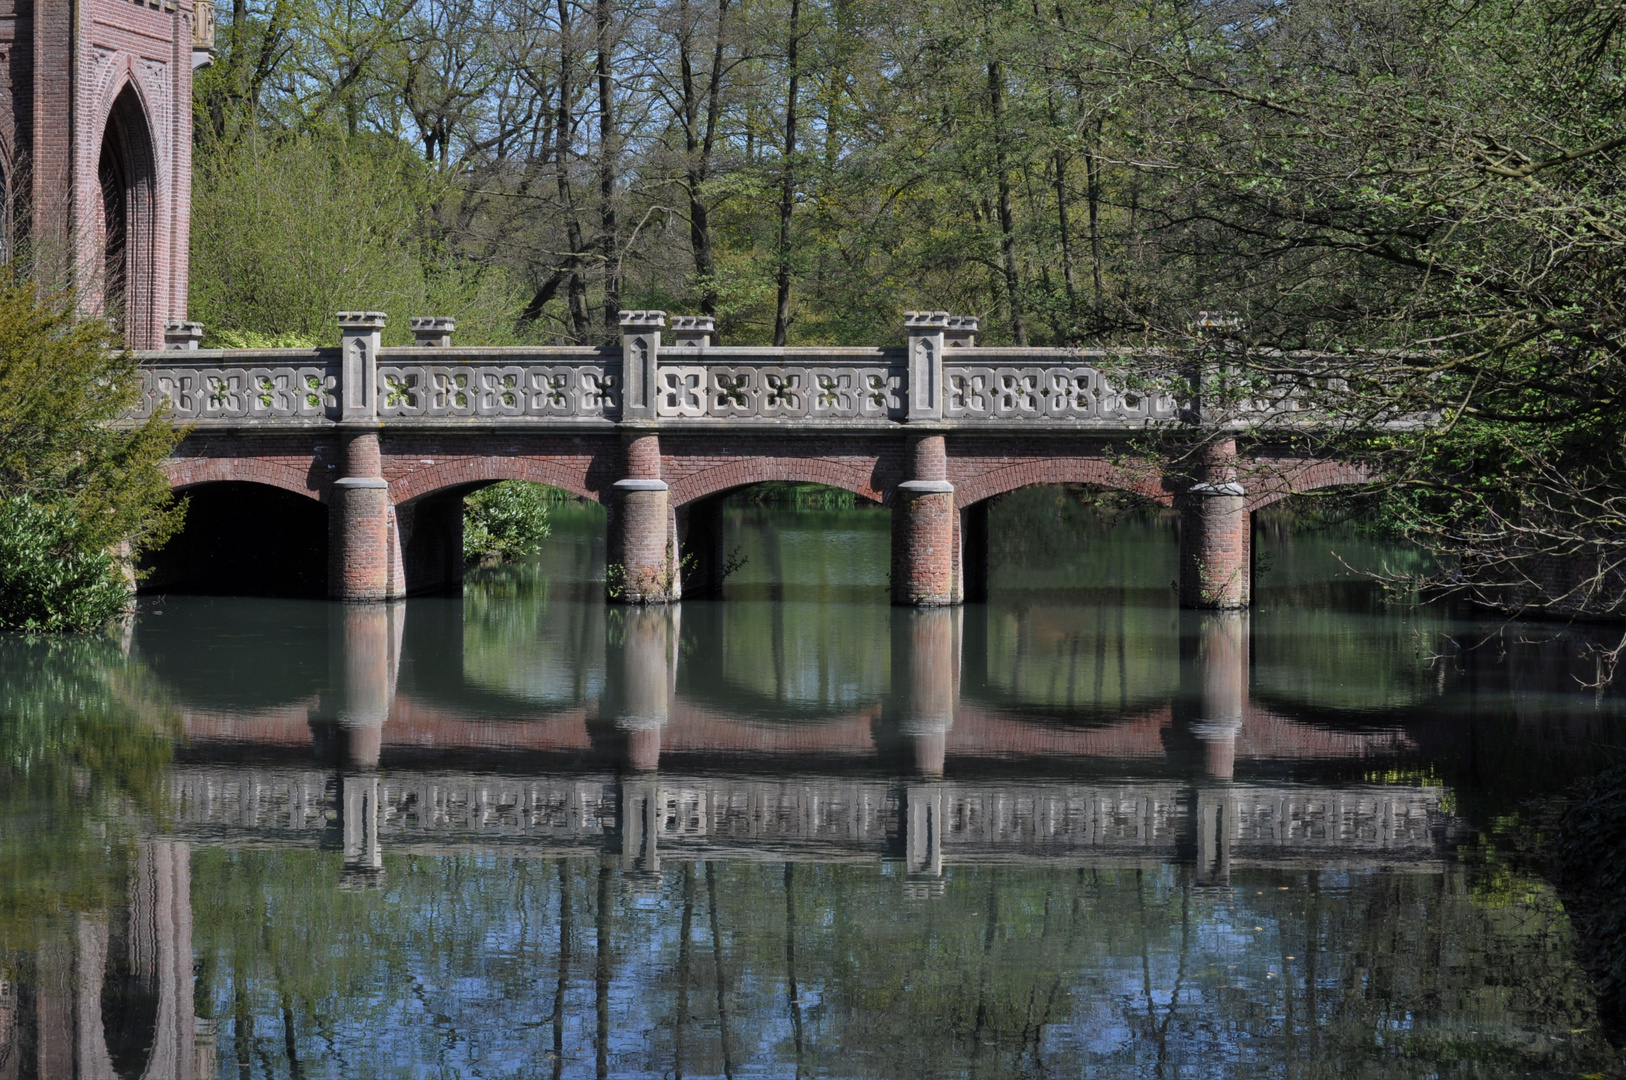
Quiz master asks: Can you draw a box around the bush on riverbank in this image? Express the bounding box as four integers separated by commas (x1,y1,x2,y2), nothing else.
0,496,133,632
464,482,552,563
0,283,183,631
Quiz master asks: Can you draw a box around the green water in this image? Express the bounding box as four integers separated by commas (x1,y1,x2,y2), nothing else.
0,487,1622,1078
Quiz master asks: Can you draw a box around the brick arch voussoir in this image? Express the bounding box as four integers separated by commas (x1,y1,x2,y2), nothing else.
391,458,600,506
165,459,324,502
953,458,1174,509
1245,460,1378,512
669,458,884,509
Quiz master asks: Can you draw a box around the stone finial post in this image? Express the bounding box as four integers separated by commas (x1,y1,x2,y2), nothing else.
409,317,456,348
619,310,666,421
944,315,978,349
668,315,716,350
904,784,945,897
340,774,385,889
163,321,204,350
337,311,386,421
903,311,948,421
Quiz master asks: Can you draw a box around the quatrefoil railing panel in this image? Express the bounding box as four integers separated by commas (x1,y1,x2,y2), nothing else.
376,363,618,419
944,364,1179,422
655,364,903,420
135,365,336,421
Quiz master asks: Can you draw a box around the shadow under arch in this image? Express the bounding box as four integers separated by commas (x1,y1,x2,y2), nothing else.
958,480,1175,604
140,480,328,597
677,479,888,599
395,479,606,596
99,83,158,349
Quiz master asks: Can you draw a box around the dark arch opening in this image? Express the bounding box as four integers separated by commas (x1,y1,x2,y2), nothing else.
98,86,157,348
679,482,888,601
140,482,328,597
966,483,1171,602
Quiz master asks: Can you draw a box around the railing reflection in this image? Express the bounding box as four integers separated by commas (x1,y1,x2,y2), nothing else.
152,600,1463,895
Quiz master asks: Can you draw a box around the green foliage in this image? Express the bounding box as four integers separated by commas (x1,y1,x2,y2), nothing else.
0,634,174,945
0,496,132,632
190,133,532,347
462,482,552,563
0,280,182,630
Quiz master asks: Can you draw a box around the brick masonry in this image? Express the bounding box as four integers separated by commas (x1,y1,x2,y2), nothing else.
158,429,1366,604
3,1,198,348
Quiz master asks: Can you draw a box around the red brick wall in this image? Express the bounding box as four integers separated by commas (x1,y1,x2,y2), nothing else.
3,1,194,347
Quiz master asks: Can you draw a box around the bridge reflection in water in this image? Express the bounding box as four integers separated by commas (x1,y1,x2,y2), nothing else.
159,602,1457,895
0,600,1479,1079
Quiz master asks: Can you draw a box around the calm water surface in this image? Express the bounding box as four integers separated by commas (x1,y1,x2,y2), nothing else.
2,489,1625,1078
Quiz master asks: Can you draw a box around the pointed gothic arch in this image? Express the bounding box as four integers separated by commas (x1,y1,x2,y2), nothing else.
98,85,157,347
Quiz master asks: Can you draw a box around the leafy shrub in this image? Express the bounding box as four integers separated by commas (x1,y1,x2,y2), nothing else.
0,496,131,631
464,482,551,563
0,281,182,631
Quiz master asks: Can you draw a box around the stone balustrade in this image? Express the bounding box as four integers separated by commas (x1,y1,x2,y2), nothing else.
129,310,1348,431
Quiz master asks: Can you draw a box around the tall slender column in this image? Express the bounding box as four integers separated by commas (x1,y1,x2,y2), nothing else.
329,312,399,601
892,434,956,606
1178,438,1251,608
610,432,679,603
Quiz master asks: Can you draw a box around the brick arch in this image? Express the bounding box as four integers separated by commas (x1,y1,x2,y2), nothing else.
165,458,323,502
1245,459,1377,512
951,457,1172,508
668,458,885,508
390,458,600,506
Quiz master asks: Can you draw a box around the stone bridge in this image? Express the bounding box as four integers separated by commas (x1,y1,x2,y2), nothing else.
136,312,1374,606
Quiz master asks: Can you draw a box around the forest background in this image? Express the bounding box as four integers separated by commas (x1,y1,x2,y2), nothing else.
191,0,1625,614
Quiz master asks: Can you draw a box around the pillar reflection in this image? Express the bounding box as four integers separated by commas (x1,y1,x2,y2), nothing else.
1180,611,1249,780
608,606,679,893
340,774,386,889
888,608,962,777
608,606,680,773
312,603,403,770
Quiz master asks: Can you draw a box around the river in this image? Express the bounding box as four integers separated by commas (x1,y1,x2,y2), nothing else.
1,485,1623,1078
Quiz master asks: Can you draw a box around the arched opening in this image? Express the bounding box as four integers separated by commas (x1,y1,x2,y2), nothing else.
970,483,1173,601
679,482,888,602
139,482,328,597
98,86,157,347
957,484,1176,718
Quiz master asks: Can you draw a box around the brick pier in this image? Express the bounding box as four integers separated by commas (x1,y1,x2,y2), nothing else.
135,311,1378,606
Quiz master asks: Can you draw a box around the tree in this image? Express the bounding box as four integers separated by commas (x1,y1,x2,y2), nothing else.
0,282,183,630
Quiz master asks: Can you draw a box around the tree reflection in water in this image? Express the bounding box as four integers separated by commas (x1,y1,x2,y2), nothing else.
0,495,1622,1077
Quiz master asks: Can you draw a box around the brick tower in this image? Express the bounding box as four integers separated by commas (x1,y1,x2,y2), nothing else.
0,1,213,348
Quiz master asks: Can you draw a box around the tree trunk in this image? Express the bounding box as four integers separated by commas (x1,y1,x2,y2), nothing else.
988,60,1028,345
772,0,801,346
597,0,620,339
679,0,730,317
556,0,592,341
